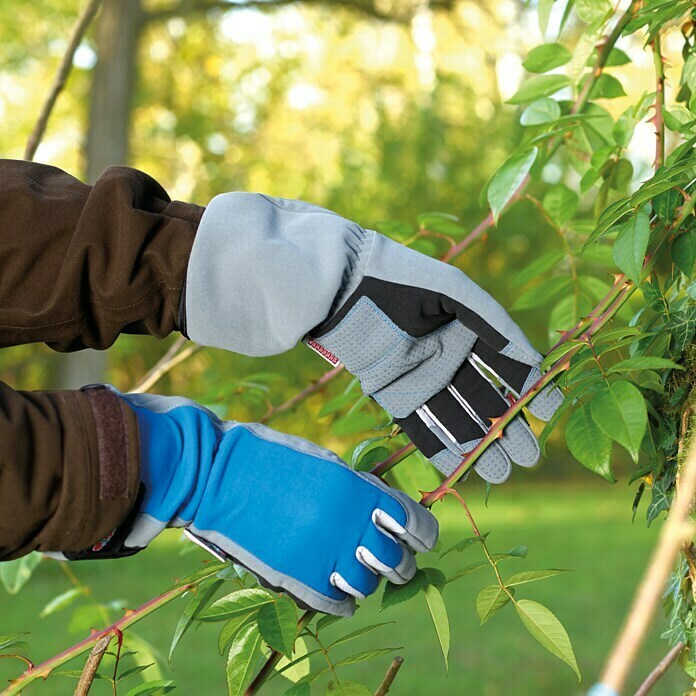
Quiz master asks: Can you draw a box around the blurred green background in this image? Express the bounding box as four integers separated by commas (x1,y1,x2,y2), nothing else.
0,0,690,694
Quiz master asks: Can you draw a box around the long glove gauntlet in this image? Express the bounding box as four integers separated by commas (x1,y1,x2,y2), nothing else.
183,194,563,483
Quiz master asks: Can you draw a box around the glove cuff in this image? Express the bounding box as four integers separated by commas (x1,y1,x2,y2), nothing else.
183,192,373,356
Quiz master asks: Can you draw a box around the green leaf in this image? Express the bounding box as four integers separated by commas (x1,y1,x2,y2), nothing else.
325,681,372,696
506,569,571,586
172,561,228,587
118,664,155,683
0,552,42,595
327,622,393,649
284,684,310,696
423,585,450,671
349,436,387,468
315,614,343,633
39,587,86,618
499,545,529,559
218,614,258,656
514,600,580,679
331,411,379,436
522,43,571,73
439,532,489,559
476,585,512,624
590,381,647,462
566,404,615,481
169,578,223,664
653,188,683,223
507,75,571,105
588,74,626,99
276,637,310,683
0,632,29,653
124,681,176,696
258,595,298,658
382,572,428,610
612,206,651,284
511,276,574,311
226,623,264,696
487,148,538,223
198,588,273,622
354,446,391,472
318,393,356,418
538,0,554,37
511,251,566,289
520,98,561,126
576,0,611,23
445,561,489,584
543,184,579,227
541,341,580,372
672,230,696,277
606,357,684,374
334,648,401,667
668,308,696,351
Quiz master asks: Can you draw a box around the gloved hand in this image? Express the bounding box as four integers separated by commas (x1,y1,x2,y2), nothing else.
50,390,438,617
182,194,563,483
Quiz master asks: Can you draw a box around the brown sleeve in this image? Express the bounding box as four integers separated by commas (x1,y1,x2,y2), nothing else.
0,159,203,351
0,160,203,558
0,383,141,560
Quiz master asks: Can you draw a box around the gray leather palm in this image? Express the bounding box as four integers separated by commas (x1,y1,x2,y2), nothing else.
318,296,477,418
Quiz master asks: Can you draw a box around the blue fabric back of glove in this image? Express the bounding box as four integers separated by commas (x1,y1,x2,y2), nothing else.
128,399,408,603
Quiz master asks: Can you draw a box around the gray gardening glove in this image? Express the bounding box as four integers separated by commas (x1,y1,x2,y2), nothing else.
182,194,563,483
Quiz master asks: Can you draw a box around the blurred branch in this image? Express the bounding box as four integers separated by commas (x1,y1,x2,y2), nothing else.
374,656,404,696
594,402,696,694
634,642,685,696
130,336,202,393
651,36,665,169
73,634,112,696
260,364,344,423
145,0,456,24
1,566,222,696
24,0,104,161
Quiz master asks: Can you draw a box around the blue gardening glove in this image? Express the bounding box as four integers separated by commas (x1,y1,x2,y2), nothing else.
183,194,564,483
51,390,438,617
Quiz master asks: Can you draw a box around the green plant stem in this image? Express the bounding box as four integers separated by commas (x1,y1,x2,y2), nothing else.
244,611,314,695
571,0,642,115
652,35,665,170
0,568,222,696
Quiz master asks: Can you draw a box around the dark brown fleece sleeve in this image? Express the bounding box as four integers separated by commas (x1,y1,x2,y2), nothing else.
0,384,141,560
0,160,203,558
0,159,203,350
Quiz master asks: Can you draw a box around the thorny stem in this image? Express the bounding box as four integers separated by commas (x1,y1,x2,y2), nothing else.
445,490,511,599
0,566,223,696
651,36,665,170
